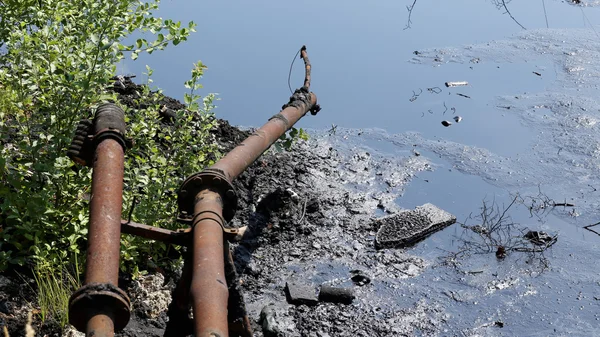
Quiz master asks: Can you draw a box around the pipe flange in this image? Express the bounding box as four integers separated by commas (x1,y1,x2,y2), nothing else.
68,283,131,332
178,168,238,223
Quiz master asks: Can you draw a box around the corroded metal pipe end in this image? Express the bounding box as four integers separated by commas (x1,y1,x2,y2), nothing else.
94,103,127,149
68,283,131,332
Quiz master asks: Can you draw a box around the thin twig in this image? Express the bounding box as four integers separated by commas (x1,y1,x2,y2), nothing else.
427,87,442,94
584,222,600,236
409,88,423,102
404,0,418,30
541,0,549,28
499,0,527,30
127,196,138,224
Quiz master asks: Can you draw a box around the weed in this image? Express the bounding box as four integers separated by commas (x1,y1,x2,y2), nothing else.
31,263,80,329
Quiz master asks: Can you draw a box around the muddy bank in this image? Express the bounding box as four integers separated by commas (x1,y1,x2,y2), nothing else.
229,132,442,336
1,79,442,337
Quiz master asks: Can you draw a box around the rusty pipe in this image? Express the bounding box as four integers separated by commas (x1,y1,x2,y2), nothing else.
69,103,130,336
181,46,320,337
188,95,316,336
83,138,124,337
211,92,317,182
190,189,229,337
84,138,124,285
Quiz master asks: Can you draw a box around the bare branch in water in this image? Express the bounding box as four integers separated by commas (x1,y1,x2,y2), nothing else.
404,0,418,30
492,0,527,30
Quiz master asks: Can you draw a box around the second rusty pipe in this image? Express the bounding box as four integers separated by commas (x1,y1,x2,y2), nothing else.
190,189,229,337
211,45,317,182
211,92,317,182
184,46,320,337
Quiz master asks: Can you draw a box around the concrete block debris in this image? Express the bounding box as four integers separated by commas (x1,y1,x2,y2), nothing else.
375,203,456,249
285,281,318,306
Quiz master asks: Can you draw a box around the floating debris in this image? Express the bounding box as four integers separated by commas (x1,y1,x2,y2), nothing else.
453,116,462,123
533,71,542,76
374,203,456,249
350,270,371,286
496,246,506,259
523,231,557,247
445,81,468,87
456,93,471,99
427,87,443,94
441,120,452,127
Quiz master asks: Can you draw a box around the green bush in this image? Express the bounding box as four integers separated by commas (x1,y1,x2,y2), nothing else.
120,64,219,274
0,0,217,274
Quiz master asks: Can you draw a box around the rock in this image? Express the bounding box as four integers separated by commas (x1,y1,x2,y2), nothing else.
260,304,283,337
285,188,300,202
393,263,421,277
374,203,456,249
285,281,318,306
305,198,320,213
129,274,172,319
62,325,85,337
350,270,371,286
318,286,355,304
441,121,452,127
0,275,11,288
352,241,365,251
0,299,9,314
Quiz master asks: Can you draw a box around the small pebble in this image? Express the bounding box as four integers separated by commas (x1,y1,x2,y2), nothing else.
453,116,462,123
441,121,452,127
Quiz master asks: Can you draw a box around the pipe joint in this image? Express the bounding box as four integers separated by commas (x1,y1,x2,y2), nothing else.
67,103,130,167
93,103,128,150
68,283,131,332
178,168,238,223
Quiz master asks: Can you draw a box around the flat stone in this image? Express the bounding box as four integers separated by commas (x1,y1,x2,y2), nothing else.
285,281,318,306
375,203,456,249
